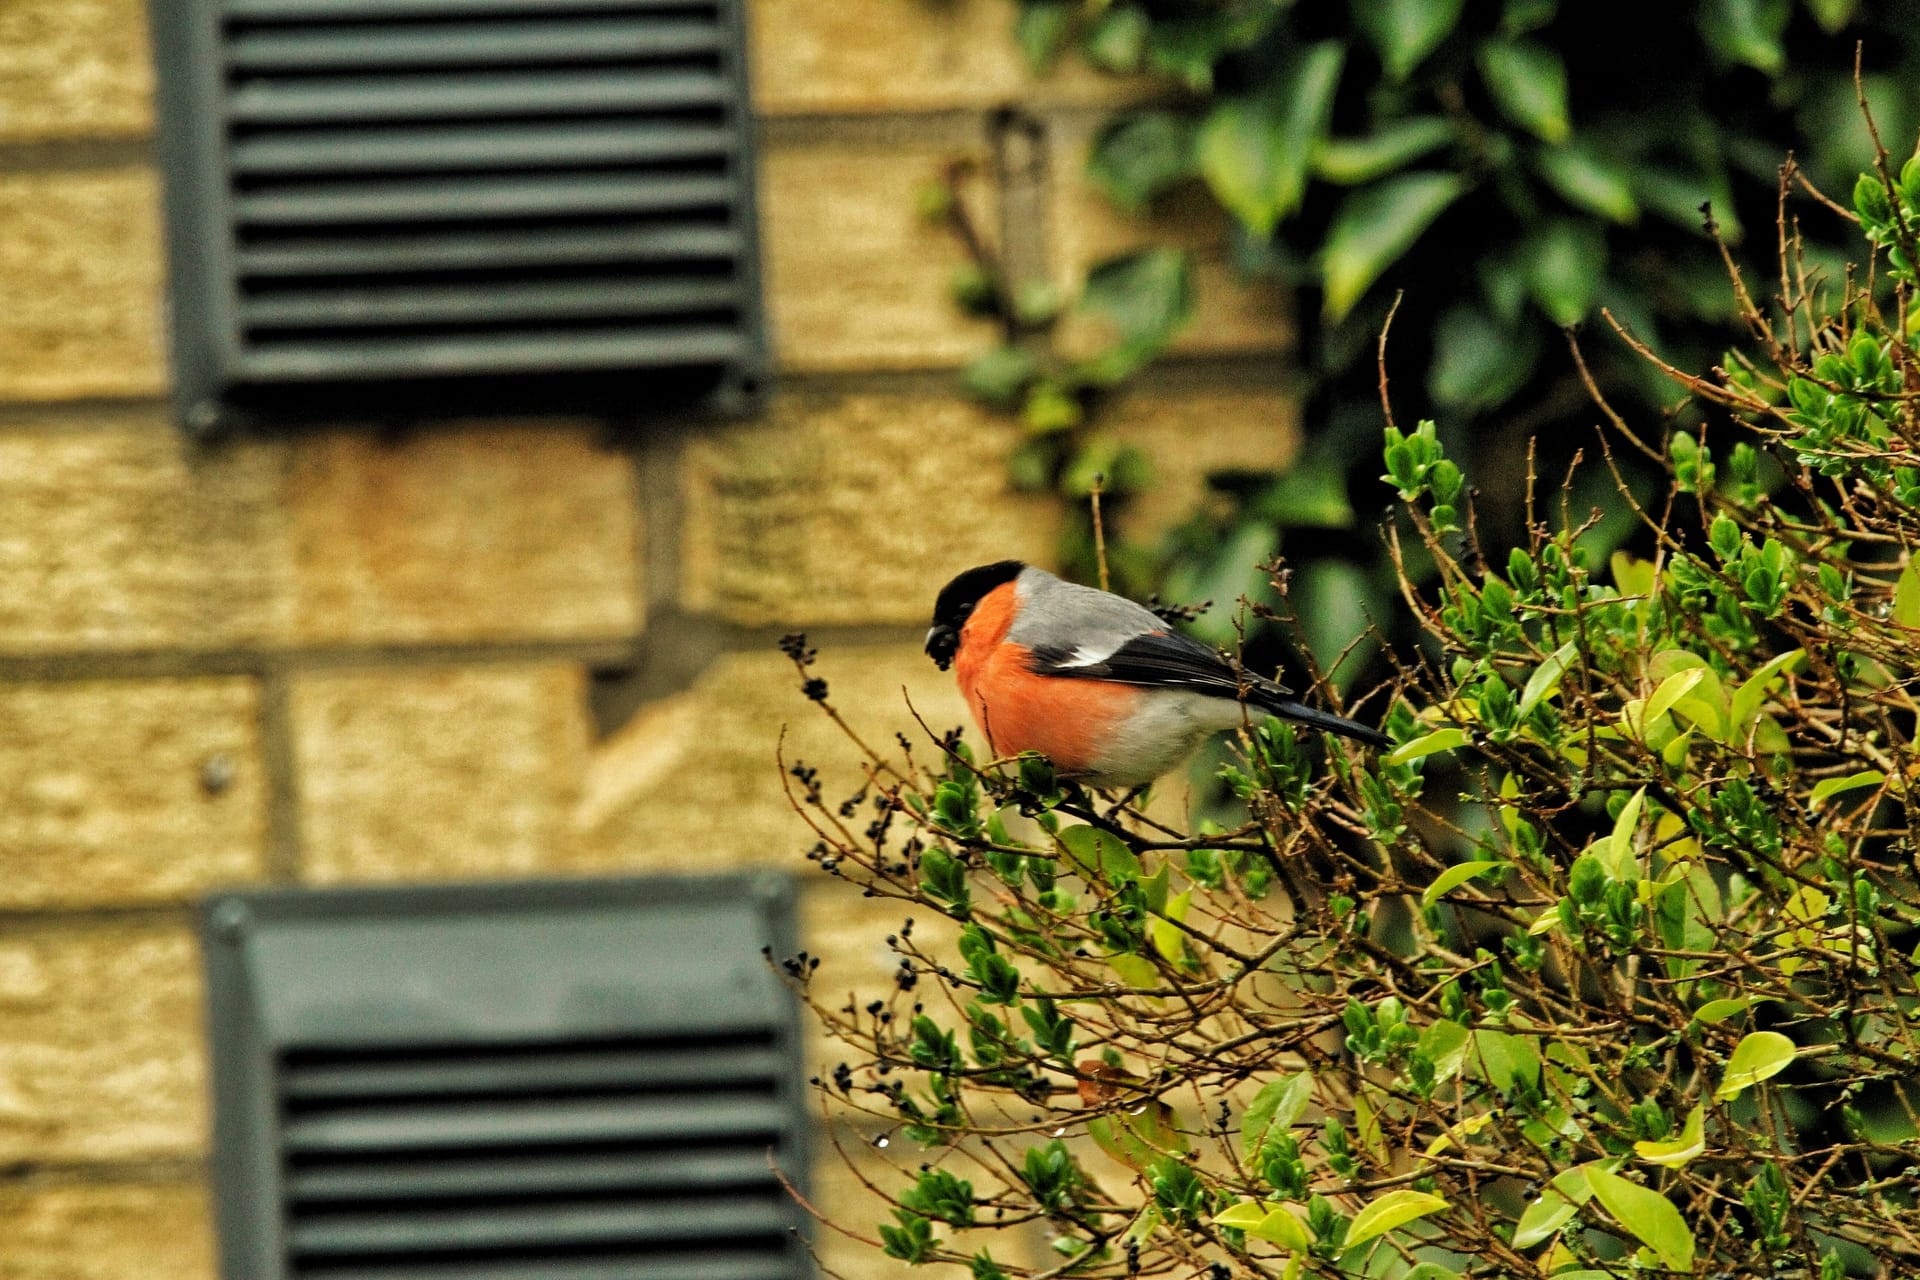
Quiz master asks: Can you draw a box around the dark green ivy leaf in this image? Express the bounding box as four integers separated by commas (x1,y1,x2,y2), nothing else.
1084,3,1149,73
1429,303,1540,412
1073,247,1194,383
1534,141,1639,223
963,345,1041,408
1196,42,1345,235
1521,219,1604,326
1350,0,1465,81
1698,0,1788,74
1088,110,1198,211
1014,0,1074,73
1321,172,1467,321
1478,40,1571,143
1314,117,1455,185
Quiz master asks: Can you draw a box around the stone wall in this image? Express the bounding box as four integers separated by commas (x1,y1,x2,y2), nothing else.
0,1,1297,1275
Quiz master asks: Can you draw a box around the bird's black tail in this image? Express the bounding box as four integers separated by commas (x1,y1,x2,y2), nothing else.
1262,697,1392,749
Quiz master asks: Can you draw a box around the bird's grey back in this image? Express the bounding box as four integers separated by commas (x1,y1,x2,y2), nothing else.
1006,566,1165,661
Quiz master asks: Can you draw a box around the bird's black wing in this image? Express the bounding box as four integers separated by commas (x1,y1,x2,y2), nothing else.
1027,631,1390,748
1026,630,1293,706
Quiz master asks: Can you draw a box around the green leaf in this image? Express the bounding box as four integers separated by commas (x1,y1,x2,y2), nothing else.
1715,1030,1797,1101
1421,859,1509,909
1518,641,1579,717
1473,1029,1540,1094
1429,304,1537,412
1634,1102,1707,1168
1074,248,1194,384
1895,559,1920,628
1351,0,1466,80
1418,1018,1471,1084
1693,995,1763,1024
1107,951,1160,991
1340,1189,1449,1255
1512,1166,1593,1249
1585,1166,1695,1270
1699,0,1788,73
1078,247,1194,347
1478,40,1570,143
1196,44,1345,235
1805,0,1857,31
1212,1199,1269,1231
1088,111,1197,211
1058,824,1142,882
1644,668,1706,730
1521,220,1602,326
1314,118,1455,184
1149,889,1191,964
1083,3,1148,73
1603,787,1646,880
1811,770,1886,807
1536,142,1639,223
1321,173,1466,322
1022,382,1083,434
1248,1205,1311,1250
1386,726,1468,764
1728,649,1804,737
1013,1,1073,73
1255,457,1356,529
1243,1073,1313,1160
963,345,1041,407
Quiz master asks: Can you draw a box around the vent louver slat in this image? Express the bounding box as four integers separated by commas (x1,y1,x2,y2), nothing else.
157,0,765,428
225,19,724,71
230,122,737,175
235,224,740,275
227,70,729,123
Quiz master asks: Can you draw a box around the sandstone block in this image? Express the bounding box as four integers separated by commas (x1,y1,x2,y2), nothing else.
0,678,267,908
680,392,1058,626
0,0,153,143
751,0,1147,115
0,1183,214,1280
1048,120,1293,362
572,643,966,876
289,426,642,645
0,927,205,1163
0,170,164,400
0,422,295,652
762,142,998,371
292,664,593,884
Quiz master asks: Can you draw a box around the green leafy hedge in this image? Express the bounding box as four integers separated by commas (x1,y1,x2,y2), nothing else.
787,142,1920,1276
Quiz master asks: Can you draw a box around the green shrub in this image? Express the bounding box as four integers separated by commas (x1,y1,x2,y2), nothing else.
786,145,1920,1276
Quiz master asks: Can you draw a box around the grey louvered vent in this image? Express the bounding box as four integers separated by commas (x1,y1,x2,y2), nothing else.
151,0,768,432
201,877,810,1280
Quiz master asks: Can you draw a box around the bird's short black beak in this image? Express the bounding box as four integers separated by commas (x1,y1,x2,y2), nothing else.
925,625,957,671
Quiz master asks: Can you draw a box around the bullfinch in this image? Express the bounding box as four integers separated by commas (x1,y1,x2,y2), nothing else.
924,560,1390,788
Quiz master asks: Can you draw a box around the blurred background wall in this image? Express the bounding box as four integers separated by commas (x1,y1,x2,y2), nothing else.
0,1,1299,1274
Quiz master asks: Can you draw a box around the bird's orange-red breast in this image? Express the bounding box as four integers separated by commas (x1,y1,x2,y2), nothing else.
952,579,1135,773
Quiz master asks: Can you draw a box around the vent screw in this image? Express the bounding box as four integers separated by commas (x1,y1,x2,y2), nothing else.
209,898,251,943
184,401,221,435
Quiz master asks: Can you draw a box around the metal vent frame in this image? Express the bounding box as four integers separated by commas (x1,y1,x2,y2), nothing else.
200,874,811,1280
150,0,770,435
